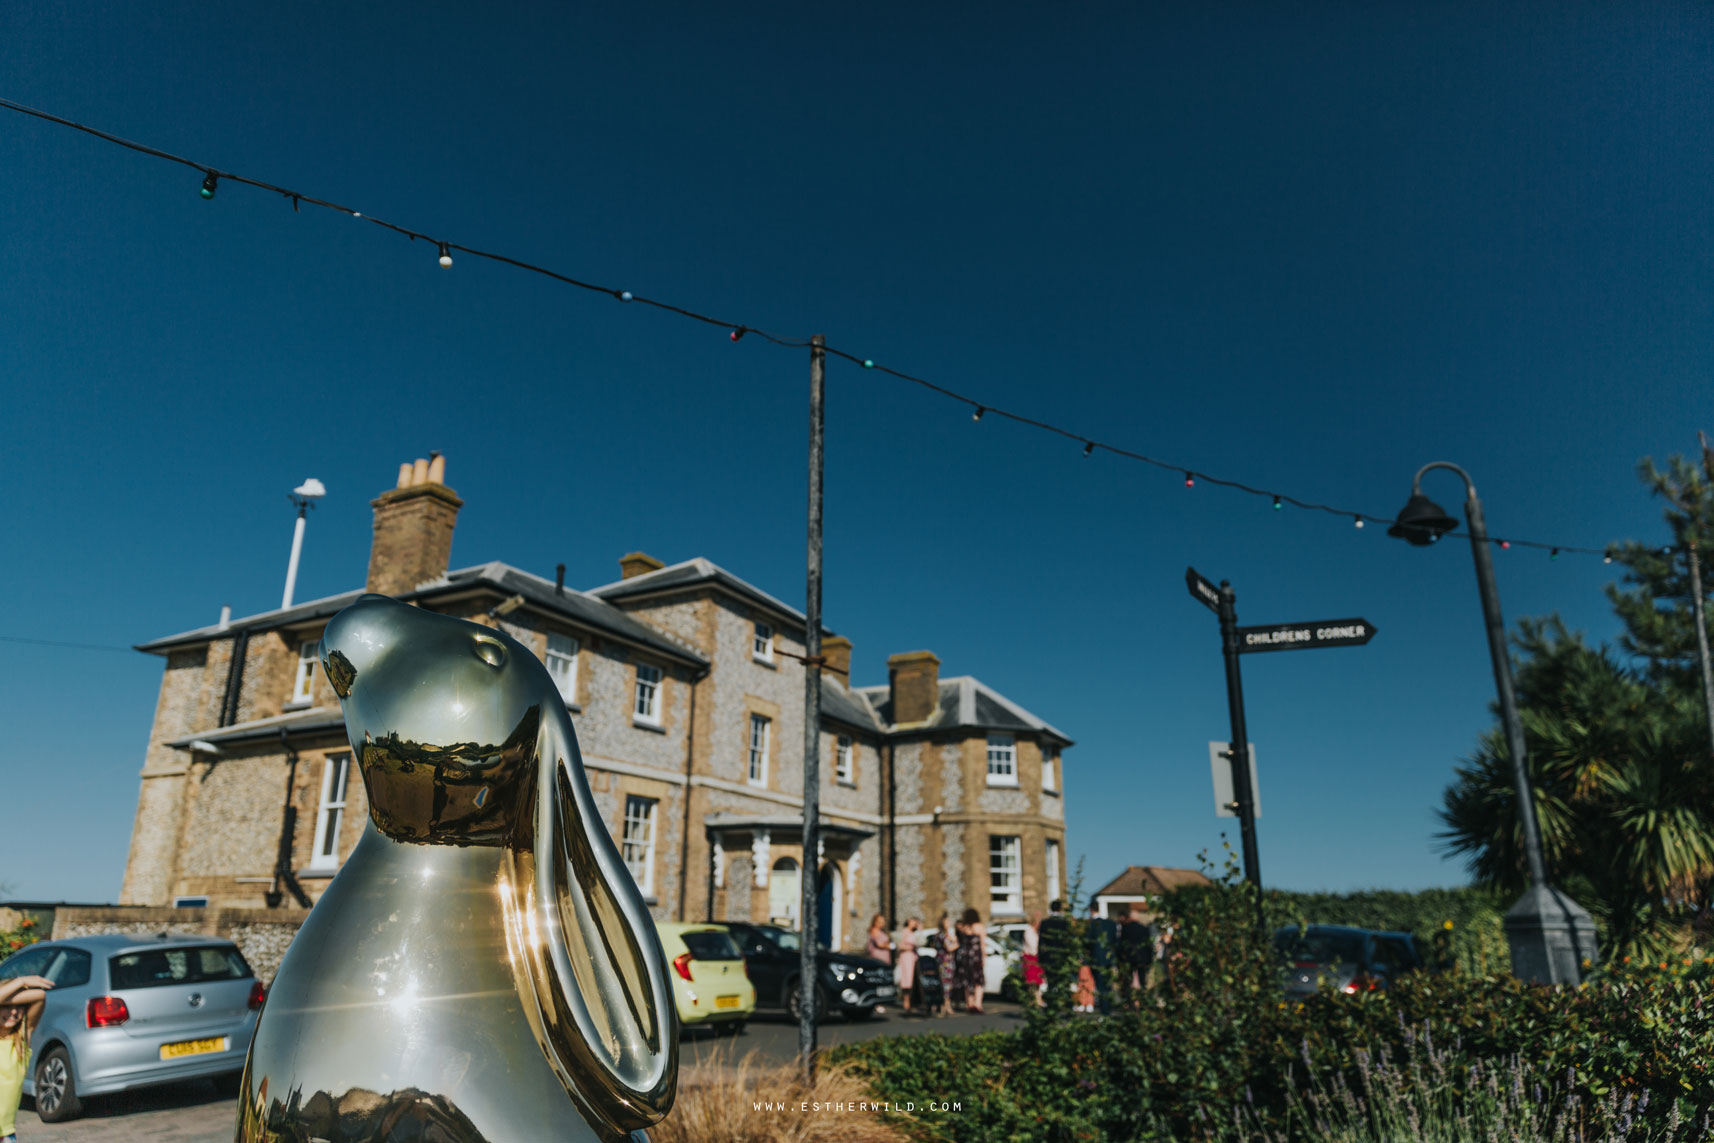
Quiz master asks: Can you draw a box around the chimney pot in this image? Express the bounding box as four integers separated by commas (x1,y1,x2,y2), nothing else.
619,552,665,580
555,563,566,595
427,453,446,484
887,650,940,724
396,463,413,489
411,458,430,485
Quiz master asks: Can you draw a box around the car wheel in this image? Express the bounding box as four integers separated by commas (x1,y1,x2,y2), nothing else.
785,981,825,1024
33,1045,83,1123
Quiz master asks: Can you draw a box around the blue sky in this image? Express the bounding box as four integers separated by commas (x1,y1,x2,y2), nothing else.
2,2,1710,904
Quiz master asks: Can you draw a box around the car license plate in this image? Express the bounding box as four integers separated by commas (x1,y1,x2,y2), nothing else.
875,986,895,997
715,995,741,1010
160,1036,228,1060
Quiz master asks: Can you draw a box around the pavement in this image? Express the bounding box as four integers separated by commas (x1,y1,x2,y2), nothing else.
14,1002,1025,1142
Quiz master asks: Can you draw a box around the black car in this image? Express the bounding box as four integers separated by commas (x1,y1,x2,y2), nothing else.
1274,925,1424,998
724,922,897,1021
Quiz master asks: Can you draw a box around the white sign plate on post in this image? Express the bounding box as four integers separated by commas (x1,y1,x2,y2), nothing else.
1209,741,1260,819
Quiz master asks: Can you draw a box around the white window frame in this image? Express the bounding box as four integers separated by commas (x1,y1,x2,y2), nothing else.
1046,839,1061,901
1042,749,1058,792
309,753,351,870
748,714,770,787
753,621,774,663
986,733,1018,787
291,640,318,704
621,796,658,897
835,735,853,784
989,835,1022,915
546,633,579,704
633,663,662,725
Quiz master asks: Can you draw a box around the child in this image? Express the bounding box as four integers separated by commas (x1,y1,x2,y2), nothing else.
0,973,53,1143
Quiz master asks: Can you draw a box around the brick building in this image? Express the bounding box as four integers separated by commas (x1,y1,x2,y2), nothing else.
120,457,1071,950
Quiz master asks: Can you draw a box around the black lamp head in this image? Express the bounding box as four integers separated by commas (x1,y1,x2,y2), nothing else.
1388,492,1459,546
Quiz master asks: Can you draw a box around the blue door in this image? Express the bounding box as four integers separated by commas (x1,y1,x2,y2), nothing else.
816,866,834,947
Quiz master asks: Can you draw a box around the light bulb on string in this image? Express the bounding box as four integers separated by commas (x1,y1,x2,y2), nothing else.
619,291,633,302
437,242,453,268
1184,473,1195,489
1499,540,1510,550
1082,442,1094,458
1551,548,1560,561
1354,517,1365,529
1604,551,1614,564
730,327,746,343
972,406,985,422
1272,495,1282,511
862,359,875,369
200,171,218,199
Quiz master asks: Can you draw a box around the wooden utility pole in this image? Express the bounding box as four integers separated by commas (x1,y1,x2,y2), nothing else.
798,334,826,1078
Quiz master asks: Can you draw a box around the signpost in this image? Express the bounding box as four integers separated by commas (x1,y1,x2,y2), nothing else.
1186,567,1377,926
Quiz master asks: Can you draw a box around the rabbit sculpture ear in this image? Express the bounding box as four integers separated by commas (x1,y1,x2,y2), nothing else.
499,702,677,1136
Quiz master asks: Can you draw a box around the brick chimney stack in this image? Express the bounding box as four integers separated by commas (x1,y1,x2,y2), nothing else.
887,650,940,725
822,635,853,682
619,552,665,579
366,453,463,596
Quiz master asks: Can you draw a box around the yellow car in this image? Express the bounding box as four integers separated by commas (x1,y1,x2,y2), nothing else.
655,922,755,1034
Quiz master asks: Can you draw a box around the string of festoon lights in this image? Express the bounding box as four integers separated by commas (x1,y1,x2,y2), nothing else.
0,96,1648,565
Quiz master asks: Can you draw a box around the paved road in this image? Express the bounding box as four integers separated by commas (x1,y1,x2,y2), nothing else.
15,1002,1025,1142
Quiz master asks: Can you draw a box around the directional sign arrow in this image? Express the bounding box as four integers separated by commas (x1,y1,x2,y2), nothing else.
1234,618,1378,653
1185,567,1221,614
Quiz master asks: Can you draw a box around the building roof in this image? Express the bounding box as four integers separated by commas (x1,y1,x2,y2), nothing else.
589,557,814,630
819,677,882,734
165,706,347,750
1091,866,1214,899
135,561,706,669
853,676,1072,746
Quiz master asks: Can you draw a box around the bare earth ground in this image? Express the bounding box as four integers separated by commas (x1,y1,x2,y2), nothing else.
16,1003,1023,1143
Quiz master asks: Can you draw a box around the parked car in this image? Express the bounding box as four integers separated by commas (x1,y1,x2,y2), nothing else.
1274,925,1424,998
0,933,264,1122
654,922,755,1034
723,922,895,1021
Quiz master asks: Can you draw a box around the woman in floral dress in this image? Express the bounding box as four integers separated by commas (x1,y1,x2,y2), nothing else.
955,907,987,1014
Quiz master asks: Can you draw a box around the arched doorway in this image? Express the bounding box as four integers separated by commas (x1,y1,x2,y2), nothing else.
768,857,800,926
815,862,842,949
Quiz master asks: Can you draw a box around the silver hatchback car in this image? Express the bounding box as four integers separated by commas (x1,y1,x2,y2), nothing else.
0,933,263,1121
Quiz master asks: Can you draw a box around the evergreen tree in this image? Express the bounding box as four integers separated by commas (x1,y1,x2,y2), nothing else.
1437,453,1714,962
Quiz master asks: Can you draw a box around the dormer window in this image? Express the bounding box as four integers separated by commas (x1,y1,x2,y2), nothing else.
986,733,1018,787
753,621,774,663
291,640,318,704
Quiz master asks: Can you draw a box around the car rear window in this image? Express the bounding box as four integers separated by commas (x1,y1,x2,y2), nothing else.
680,931,742,961
109,945,252,990
1275,930,1364,965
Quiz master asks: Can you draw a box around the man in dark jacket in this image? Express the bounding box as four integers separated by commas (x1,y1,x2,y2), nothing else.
1114,905,1156,1003
1085,904,1119,1014
1037,899,1073,1008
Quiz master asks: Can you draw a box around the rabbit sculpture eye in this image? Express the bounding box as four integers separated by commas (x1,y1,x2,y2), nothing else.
237,595,676,1143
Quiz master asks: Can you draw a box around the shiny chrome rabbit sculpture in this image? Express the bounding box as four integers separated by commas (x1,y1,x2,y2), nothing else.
237,595,676,1143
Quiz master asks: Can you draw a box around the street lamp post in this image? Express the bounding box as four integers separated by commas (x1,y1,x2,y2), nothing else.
1390,462,1596,984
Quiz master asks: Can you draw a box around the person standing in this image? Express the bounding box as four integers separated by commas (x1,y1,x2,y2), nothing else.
1021,911,1044,1004
894,918,921,1015
934,913,959,1017
1037,898,1073,1009
865,914,892,964
1085,903,1119,1015
956,908,987,1014
0,974,53,1143
1114,906,1156,1005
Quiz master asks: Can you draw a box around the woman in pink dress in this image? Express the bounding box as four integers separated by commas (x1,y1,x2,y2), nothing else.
1022,911,1045,1005
893,917,921,1015
864,913,892,964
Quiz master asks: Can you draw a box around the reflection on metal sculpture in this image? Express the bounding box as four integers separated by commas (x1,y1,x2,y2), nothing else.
237,595,677,1143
